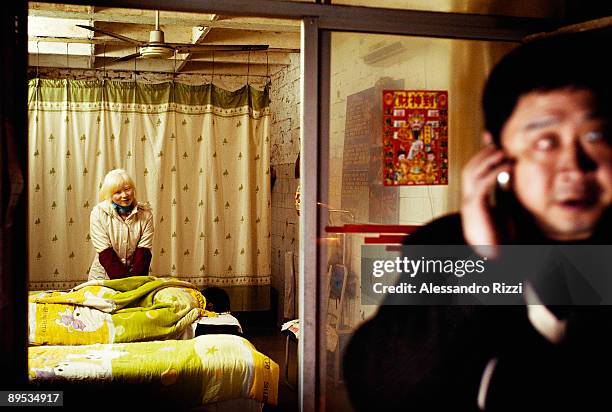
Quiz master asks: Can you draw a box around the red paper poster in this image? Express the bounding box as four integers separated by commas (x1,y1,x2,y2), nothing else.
382,90,448,186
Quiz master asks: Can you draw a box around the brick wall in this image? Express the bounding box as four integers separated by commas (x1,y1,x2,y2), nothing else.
269,53,301,325
328,34,515,326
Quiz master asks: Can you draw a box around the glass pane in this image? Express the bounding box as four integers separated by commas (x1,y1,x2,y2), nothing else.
321,32,515,410
331,0,565,18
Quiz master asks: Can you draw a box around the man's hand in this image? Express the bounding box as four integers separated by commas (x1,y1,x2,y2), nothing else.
460,133,513,247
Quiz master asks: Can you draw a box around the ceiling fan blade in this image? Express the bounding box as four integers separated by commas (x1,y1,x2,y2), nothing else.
110,52,142,63
173,44,269,53
76,25,142,46
523,17,612,42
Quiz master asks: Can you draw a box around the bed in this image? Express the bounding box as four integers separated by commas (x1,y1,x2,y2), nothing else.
29,334,278,409
27,276,279,410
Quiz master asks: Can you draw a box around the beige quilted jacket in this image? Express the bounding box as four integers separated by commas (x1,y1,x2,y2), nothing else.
88,200,154,280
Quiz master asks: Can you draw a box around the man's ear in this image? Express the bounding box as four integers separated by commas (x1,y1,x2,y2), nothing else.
482,131,494,146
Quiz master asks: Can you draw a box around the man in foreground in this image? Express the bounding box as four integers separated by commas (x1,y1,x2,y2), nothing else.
344,30,612,411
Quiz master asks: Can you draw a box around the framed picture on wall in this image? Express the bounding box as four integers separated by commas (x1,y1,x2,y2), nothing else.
382,90,448,186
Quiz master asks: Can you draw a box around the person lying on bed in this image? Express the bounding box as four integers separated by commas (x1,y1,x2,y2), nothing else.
343,30,612,411
202,286,231,313
88,168,154,280
194,287,243,336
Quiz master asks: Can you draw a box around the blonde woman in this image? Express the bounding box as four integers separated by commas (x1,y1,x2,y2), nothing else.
88,169,154,280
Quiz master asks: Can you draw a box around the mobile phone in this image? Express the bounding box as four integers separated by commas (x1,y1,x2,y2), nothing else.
489,140,514,207
496,170,511,191
490,150,518,241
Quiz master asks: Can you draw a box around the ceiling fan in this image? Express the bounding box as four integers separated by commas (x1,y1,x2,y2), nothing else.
76,10,268,62
523,16,612,42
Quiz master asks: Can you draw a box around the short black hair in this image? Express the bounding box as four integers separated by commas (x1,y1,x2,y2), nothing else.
483,29,611,145
201,286,231,313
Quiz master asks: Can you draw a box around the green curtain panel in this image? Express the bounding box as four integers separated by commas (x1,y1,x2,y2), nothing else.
28,79,271,311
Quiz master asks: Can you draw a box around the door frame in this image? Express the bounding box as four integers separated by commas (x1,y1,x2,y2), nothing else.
14,1,559,410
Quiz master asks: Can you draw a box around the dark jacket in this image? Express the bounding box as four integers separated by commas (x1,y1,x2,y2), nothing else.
343,212,612,411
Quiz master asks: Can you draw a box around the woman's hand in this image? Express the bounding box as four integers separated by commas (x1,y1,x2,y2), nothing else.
460,133,513,248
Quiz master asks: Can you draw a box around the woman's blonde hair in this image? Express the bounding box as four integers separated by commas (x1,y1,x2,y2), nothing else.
99,169,137,203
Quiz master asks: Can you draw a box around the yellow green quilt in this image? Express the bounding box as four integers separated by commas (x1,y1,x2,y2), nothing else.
29,334,279,406
29,276,207,345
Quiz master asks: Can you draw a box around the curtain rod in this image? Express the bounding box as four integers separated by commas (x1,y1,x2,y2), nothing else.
27,69,274,78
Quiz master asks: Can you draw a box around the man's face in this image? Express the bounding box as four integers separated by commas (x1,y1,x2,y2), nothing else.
501,88,612,241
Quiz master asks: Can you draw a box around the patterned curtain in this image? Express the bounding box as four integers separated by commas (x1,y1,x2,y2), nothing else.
28,79,271,311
